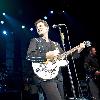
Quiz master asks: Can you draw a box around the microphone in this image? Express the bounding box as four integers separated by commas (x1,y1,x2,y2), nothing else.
52,24,58,28
52,24,66,28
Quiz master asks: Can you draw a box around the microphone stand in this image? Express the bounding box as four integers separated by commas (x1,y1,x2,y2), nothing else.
65,26,83,99
58,26,76,99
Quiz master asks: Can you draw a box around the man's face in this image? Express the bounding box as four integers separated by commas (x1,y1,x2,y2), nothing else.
36,22,49,36
91,48,96,56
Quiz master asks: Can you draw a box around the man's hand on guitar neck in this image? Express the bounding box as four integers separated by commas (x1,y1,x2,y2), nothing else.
77,42,85,53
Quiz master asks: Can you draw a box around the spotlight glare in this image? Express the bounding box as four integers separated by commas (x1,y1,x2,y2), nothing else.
22,25,25,29
30,28,33,31
44,16,47,20
3,13,6,16
1,21,4,24
3,30,7,35
50,11,53,14
63,11,65,13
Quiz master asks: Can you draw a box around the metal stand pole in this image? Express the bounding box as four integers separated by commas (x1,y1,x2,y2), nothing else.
65,26,83,99
58,26,77,99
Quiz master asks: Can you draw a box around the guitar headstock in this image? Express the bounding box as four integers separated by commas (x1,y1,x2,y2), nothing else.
83,41,91,47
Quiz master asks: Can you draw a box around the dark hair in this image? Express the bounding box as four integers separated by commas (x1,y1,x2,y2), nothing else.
34,19,49,28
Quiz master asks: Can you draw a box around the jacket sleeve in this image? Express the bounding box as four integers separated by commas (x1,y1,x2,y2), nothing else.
26,38,46,62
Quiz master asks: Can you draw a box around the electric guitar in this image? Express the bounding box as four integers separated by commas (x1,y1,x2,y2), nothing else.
32,41,91,80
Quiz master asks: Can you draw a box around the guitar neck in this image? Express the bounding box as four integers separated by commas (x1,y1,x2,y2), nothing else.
59,45,80,60
66,45,80,56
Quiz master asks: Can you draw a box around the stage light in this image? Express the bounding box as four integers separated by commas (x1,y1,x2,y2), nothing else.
3,13,6,16
3,30,7,35
62,11,65,13
0,21,4,24
22,25,25,29
44,16,47,20
50,11,53,14
30,28,33,31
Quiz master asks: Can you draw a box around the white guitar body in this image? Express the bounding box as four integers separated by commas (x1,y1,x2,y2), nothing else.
32,60,69,80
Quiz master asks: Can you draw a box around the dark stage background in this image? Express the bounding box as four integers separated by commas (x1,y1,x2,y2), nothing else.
0,0,99,100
